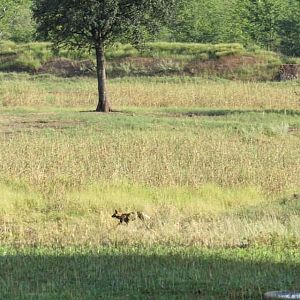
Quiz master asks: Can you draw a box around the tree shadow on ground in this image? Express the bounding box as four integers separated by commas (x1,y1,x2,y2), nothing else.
0,248,299,299
79,108,300,117
178,108,300,118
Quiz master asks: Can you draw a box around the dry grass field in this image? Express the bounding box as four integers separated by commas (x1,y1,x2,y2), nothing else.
0,74,300,298
0,74,299,109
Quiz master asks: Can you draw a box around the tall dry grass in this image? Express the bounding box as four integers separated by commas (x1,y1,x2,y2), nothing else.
0,75,299,109
1,129,299,196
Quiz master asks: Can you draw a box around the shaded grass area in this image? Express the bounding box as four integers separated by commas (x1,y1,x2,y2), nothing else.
1,247,299,299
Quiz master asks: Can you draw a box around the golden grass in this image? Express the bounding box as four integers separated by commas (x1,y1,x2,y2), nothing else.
1,129,299,196
0,76,299,109
111,79,300,109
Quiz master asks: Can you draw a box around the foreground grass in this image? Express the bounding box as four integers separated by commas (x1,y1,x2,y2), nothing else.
1,246,299,299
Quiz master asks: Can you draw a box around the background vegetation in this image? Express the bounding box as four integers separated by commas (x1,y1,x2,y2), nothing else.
1,0,300,56
0,0,300,56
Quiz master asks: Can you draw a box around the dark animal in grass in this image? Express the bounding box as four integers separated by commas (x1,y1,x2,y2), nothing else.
112,210,150,225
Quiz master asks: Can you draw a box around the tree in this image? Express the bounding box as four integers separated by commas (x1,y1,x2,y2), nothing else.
32,0,176,112
279,0,300,56
0,0,35,42
0,0,17,38
228,0,287,50
168,0,230,43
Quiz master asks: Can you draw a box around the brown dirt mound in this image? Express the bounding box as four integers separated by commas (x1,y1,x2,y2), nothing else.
38,58,95,77
184,55,259,75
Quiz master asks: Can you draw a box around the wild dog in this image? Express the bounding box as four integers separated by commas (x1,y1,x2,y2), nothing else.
112,209,150,224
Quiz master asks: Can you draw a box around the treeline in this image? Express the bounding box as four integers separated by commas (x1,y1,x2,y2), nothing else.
0,0,300,56
166,0,300,56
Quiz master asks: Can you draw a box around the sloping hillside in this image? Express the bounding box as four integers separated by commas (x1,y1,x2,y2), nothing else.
0,41,299,80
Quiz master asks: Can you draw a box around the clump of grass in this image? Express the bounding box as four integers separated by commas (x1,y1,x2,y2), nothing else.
142,42,245,59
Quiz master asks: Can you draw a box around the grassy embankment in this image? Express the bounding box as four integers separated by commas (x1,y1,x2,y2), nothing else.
0,74,300,298
1,40,300,80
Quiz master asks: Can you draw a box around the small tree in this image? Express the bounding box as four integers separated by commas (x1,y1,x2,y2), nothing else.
32,0,176,112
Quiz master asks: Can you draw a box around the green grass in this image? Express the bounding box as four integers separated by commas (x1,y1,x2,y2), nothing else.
0,246,299,299
106,42,245,59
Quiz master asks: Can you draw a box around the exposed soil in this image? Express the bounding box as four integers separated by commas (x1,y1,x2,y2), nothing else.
184,55,259,75
38,58,95,76
0,52,18,63
0,114,84,135
37,55,270,79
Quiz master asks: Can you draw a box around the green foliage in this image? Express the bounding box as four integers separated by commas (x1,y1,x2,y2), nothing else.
32,0,177,49
166,0,300,55
1,0,300,57
279,0,300,56
232,0,287,50
0,0,35,42
169,0,230,43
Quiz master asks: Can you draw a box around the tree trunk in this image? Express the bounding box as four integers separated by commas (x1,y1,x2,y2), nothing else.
95,43,111,112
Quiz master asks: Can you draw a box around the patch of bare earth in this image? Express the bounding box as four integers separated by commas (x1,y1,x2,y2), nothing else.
184,55,259,76
0,114,84,135
38,58,95,76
